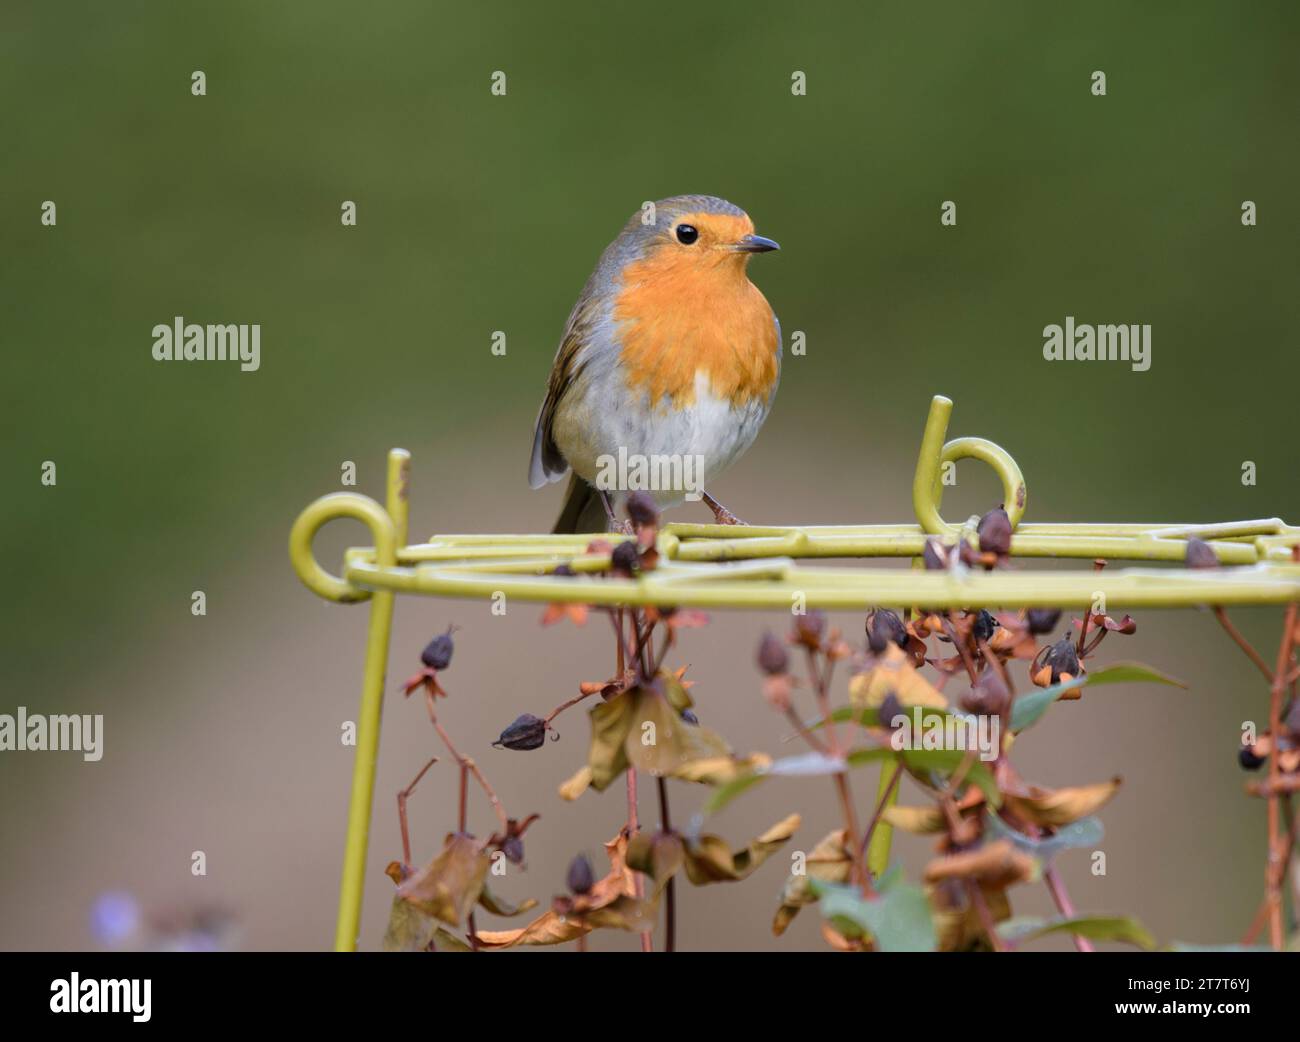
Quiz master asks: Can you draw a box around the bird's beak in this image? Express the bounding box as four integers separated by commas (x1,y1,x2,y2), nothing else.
733,234,780,254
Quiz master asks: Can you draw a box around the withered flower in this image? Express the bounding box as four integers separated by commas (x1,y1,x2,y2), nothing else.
1033,637,1082,687
866,608,909,654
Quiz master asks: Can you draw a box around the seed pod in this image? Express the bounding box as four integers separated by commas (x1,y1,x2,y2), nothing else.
1185,537,1219,569
757,632,789,675
1026,608,1062,635
566,854,595,895
625,491,660,529
1043,637,1081,683
922,539,948,571
1238,745,1266,771
610,540,640,575
493,713,548,751
960,670,1010,717
420,628,455,670
973,609,997,644
793,610,827,648
977,506,1012,556
878,692,905,730
866,609,909,654
501,836,525,864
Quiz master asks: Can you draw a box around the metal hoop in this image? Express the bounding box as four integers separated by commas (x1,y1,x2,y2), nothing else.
912,396,1027,535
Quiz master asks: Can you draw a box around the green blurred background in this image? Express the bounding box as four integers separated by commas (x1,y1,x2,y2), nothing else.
2,1,1297,950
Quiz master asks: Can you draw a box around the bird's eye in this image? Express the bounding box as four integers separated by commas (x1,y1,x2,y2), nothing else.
675,224,699,245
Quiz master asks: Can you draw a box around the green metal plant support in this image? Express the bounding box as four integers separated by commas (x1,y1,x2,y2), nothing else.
290,395,1300,950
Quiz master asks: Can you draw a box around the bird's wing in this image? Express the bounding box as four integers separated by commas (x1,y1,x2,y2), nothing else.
528,293,599,488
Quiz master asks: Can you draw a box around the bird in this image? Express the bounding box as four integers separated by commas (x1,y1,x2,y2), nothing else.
528,195,781,534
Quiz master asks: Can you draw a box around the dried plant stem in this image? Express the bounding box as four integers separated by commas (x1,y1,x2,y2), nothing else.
1044,865,1094,952
1213,606,1274,683
396,755,438,867
544,688,601,725
805,647,867,890
967,881,1007,952
423,692,509,833
942,613,979,684
625,768,653,952
1265,602,1297,949
657,775,677,953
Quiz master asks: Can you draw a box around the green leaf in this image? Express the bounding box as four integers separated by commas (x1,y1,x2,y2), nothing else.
1167,942,1274,953
985,811,1103,861
900,748,1002,809
999,913,1157,950
811,878,936,952
704,770,767,813
1086,662,1188,689
805,705,876,730
1009,676,1088,732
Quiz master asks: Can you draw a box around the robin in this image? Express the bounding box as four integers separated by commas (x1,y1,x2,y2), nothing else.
528,195,781,533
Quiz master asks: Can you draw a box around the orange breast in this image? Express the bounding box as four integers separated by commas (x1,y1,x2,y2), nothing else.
612,251,779,408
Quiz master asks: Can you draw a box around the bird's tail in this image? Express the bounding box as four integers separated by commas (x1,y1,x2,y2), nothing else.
552,474,609,535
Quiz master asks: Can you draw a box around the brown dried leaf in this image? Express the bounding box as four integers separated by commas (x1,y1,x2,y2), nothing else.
773,828,852,936
881,804,947,834
396,833,491,927
1002,777,1122,828
849,643,949,710
924,839,1039,889
683,813,801,885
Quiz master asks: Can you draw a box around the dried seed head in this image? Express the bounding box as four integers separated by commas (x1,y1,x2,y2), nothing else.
922,539,949,571
1238,745,1266,771
502,836,525,864
566,854,595,895
878,692,905,730
1026,608,1062,635
757,632,789,675
625,491,660,529
977,506,1012,556
1185,537,1219,569
493,713,548,751
793,610,828,649
960,670,1010,717
1044,637,1081,682
866,609,909,654
420,627,455,670
610,540,640,575
973,609,997,644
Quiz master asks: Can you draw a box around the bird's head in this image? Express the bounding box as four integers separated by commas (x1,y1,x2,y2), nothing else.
614,195,779,279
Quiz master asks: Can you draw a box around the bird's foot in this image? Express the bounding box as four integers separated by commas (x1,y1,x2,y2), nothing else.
702,491,747,526
599,490,634,535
